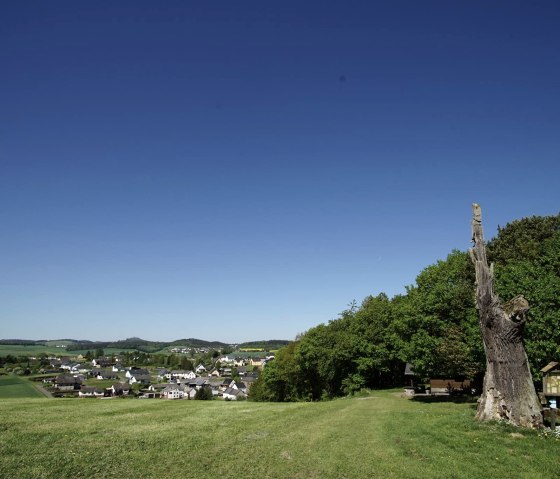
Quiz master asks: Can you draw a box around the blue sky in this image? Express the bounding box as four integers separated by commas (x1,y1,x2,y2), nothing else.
1,1,559,343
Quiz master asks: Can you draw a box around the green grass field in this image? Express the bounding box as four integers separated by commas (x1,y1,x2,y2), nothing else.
0,375,44,399
0,344,139,357
0,390,557,478
66,347,139,356
0,344,70,356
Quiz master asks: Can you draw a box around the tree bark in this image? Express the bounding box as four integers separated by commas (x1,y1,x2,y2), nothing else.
469,204,542,428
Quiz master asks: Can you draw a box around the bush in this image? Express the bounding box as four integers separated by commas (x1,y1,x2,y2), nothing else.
194,387,213,400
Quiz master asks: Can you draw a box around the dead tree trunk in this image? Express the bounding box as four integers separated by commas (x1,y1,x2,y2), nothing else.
469,204,542,428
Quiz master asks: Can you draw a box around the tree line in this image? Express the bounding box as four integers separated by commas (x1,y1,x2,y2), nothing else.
250,213,560,401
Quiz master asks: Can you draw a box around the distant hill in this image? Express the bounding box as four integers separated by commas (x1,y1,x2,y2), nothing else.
0,337,290,353
0,339,38,346
169,338,231,348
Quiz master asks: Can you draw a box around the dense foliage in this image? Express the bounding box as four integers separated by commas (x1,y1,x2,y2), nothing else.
194,386,214,400
0,340,38,345
239,340,291,349
489,215,560,379
252,213,560,401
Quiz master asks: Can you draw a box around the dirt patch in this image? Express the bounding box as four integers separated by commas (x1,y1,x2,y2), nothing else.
280,450,293,460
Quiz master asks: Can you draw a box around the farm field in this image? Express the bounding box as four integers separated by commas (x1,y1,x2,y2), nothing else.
64,347,139,356
0,390,557,478
0,375,44,399
0,344,138,357
0,344,72,356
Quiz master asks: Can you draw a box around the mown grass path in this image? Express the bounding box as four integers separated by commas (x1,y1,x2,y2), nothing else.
0,391,556,478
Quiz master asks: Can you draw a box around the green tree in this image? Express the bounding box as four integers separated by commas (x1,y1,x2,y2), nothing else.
296,323,352,399
488,214,560,265
344,293,405,391
180,357,194,371
38,353,49,367
194,387,213,400
403,250,483,380
251,341,303,401
494,232,560,378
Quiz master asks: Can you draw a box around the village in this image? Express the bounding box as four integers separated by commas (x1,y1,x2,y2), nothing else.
38,352,275,401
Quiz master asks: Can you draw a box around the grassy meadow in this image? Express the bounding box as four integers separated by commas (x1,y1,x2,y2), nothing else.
0,344,139,357
0,375,43,399
0,344,71,357
0,390,557,479
0,344,135,357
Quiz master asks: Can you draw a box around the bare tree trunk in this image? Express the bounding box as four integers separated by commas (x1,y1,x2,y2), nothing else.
469,204,542,428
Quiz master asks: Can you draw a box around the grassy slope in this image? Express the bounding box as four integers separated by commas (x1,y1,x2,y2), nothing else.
0,375,43,399
0,344,69,356
0,345,138,356
0,391,556,479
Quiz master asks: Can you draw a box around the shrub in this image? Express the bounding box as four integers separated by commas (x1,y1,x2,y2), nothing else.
194,387,213,400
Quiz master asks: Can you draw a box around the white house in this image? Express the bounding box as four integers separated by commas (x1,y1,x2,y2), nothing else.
78,386,104,398
61,362,84,373
183,386,197,400
54,375,82,391
92,358,112,368
166,370,196,381
249,357,265,368
129,373,150,385
230,380,247,393
108,383,130,396
95,370,119,380
161,386,184,400
126,368,149,378
219,355,235,364
222,387,246,401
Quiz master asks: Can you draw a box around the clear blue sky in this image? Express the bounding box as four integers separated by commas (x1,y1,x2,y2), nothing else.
1,1,559,343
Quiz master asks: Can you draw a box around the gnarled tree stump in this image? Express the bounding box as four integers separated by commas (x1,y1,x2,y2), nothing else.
469,204,542,428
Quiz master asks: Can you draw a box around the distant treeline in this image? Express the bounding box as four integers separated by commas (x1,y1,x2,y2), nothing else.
66,338,230,353
171,338,232,349
0,340,40,346
0,339,86,345
239,340,291,349
251,213,560,402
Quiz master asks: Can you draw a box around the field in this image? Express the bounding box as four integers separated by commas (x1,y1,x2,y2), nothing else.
0,344,138,357
0,375,43,399
0,344,72,356
0,390,557,478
